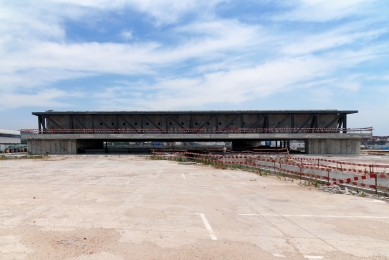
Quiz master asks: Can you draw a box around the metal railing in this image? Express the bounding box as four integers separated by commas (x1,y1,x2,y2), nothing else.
20,127,373,135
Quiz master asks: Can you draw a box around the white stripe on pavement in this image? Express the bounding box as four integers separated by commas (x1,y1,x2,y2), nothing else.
196,213,217,240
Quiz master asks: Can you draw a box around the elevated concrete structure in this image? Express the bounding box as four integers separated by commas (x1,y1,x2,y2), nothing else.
22,110,372,155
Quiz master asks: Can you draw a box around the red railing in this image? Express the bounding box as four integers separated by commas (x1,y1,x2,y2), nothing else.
20,127,373,135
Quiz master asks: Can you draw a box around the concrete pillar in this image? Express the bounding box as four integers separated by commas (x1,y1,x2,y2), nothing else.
305,140,309,154
27,139,77,155
306,139,360,155
27,141,33,155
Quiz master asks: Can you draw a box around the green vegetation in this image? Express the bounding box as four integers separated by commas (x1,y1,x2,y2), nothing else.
0,155,45,160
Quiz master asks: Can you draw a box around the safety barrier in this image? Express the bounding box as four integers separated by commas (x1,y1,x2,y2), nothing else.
286,157,389,175
21,127,373,135
151,151,388,194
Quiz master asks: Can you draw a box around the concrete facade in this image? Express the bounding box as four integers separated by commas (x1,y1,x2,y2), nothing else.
27,139,77,155
23,132,369,155
306,139,361,154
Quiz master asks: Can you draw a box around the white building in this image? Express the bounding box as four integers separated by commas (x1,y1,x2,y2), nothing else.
0,129,21,144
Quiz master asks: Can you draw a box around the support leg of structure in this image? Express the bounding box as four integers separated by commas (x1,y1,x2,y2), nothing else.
305,139,360,154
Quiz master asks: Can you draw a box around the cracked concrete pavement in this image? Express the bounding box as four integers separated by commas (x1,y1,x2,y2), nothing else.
0,155,388,259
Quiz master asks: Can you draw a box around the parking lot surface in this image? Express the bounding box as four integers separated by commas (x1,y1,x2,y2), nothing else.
0,155,388,259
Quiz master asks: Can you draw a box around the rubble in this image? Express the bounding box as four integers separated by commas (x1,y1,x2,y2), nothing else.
320,185,341,194
178,162,198,165
319,185,389,202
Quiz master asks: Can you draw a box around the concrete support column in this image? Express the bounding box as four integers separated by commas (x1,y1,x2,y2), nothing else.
306,139,360,154
305,140,309,154
27,139,77,155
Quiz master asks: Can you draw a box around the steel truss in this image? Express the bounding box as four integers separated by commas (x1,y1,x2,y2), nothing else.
33,110,355,134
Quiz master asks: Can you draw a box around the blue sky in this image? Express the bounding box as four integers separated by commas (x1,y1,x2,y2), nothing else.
0,0,388,134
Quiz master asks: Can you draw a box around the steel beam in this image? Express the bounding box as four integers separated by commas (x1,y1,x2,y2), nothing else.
223,114,240,129
263,115,269,131
72,115,87,129
118,115,137,130
94,115,111,129
325,114,343,128
198,115,215,129
69,115,73,129
275,114,291,128
32,110,359,115
38,116,42,131
46,116,63,129
143,114,163,131
343,114,347,133
168,115,185,129
32,110,359,133
249,115,265,128
298,114,314,130
190,115,194,129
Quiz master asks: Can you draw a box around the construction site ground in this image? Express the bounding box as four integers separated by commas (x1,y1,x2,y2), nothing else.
0,155,389,260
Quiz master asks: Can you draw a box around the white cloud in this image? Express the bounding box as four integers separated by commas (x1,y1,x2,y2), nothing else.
277,0,376,22
336,82,361,91
281,28,386,55
308,87,333,103
0,0,388,132
43,0,228,24
94,49,376,110
0,89,71,110
0,69,94,91
121,30,133,40
0,19,264,90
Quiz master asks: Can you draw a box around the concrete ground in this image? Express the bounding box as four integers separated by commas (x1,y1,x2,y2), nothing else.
0,155,388,260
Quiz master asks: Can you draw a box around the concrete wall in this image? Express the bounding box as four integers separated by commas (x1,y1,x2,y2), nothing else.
24,133,368,155
27,139,77,155
306,139,360,154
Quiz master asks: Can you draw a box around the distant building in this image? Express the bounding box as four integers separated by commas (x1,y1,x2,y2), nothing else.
0,129,21,144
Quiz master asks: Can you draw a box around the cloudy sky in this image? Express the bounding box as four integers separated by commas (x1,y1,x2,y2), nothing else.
1,0,388,134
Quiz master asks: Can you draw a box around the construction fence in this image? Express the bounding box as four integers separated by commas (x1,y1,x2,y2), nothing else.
152,151,389,195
